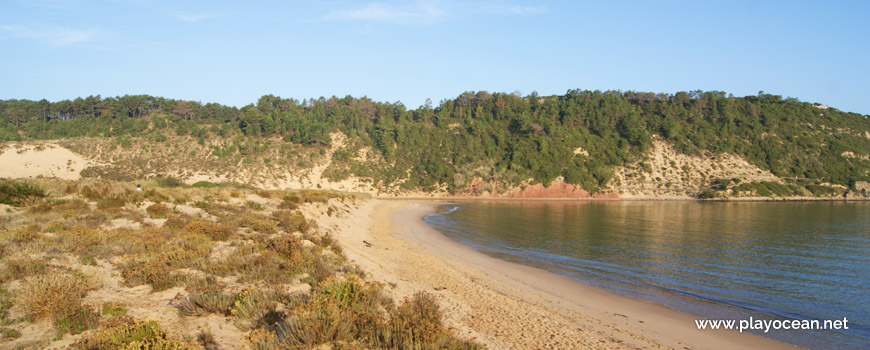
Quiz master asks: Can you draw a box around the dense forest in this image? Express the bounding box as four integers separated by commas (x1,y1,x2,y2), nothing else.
2,90,869,193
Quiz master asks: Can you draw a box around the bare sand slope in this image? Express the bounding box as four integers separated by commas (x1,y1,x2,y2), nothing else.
0,143,91,180
322,200,796,350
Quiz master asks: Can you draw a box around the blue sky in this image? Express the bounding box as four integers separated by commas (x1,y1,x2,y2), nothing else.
1,0,869,114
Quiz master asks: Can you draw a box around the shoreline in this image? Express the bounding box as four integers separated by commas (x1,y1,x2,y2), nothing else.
327,199,797,349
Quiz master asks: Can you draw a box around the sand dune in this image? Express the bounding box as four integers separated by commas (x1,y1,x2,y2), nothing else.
0,143,92,180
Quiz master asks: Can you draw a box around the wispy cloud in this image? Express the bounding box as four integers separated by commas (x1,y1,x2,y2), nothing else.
504,5,547,16
318,1,547,25
0,24,97,45
176,12,222,22
320,1,449,25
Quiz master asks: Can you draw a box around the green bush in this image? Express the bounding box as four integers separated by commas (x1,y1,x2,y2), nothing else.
0,181,46,206
191,181,226,188
698,189,717,199
805,184,842,197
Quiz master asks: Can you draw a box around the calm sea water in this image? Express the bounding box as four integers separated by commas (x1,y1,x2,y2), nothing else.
423,201,870,349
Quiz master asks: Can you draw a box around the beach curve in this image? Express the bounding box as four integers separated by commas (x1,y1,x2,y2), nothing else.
322,199,797,349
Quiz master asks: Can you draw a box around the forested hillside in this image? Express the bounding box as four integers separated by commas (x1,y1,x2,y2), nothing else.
2,90,869,196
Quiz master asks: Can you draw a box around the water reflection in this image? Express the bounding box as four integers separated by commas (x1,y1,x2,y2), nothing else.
424,201,870,349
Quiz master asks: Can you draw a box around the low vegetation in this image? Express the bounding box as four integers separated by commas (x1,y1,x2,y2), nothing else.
0,179,481,349
0,180,46,206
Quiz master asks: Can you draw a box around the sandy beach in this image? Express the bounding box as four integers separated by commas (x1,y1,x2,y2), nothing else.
320,199,797,350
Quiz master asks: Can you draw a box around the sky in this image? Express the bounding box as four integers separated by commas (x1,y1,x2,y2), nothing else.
1,0,869,114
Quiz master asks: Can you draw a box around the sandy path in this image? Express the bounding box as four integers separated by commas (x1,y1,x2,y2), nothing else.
322,199,796,350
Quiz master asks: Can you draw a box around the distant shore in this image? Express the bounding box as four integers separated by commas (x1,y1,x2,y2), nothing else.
331,199,796,349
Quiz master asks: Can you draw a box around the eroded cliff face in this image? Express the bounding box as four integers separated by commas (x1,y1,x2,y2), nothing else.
613,140,782,198
450,177,618,199
501,181,619,199
449,139,797,199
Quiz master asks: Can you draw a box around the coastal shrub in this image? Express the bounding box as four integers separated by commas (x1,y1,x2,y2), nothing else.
97,196,128,209
239,214,278,234
120,259,165,290
196,330,217,348
712,178,732,190
698,189,717,199
805,184,841,197
183,275,224,293
163,213,191,230
273,210,310,233
385,292,471,349
246,200,265,210
279,275,389,346
231,289,273,330
733,181,799,197
0,288,17,339
72,316,199,350
264,234,333,281
54,306,100,337
155,176,185,188
184,219,231,241
376,292,484,349
0,181,46,206
0,327,20,339
278,199,299,210
101,302,127,317
0,256,47,283
27,199,59,213
274,276,481,349
53,198,91,216
18,272,88,320
210,249,291,284
177,291,233,316
7,225,41,244
146,203,171,218
191,181,222,188
0,288,15,325
143,188,170,202
120,251,200,291
283,190,345,205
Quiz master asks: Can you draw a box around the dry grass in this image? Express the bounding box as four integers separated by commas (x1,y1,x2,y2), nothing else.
184,219,231,241
238,214,279,234
386,292,482,349
0,255,47,283
122,243,212,290
0,178,480,349
207,246,294,285
273,210,311,233
18,272,88,319
266,275,481,349
176,291,234,317
146,203,172,218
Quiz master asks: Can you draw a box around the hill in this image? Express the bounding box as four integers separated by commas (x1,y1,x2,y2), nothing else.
2,90,869,199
